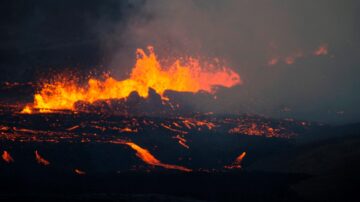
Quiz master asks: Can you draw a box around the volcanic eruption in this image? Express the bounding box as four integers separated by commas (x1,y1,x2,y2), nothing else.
22,46,241,113
2,1,358,201
1,46,309,176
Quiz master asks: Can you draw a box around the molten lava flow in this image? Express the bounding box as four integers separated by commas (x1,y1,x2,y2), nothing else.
35,150,50,166
114,140,191,172
173,134,189,149
225,152,246,169
23,46,241,112
66,125,80,131
2,150,14,163
126,142,192,172
234,152,246,164
74,169,86,175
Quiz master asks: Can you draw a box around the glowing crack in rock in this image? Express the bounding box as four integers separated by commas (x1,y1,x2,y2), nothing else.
23,46,241,113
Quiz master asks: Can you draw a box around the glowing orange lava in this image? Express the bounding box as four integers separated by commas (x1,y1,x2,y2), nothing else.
225,151,246,169
2,150,14,163
314,44,328,56
21,106,32,114
125,142,192,172
35,150,50,166
74,169,86,175
111,140,191,172
23,46,241,113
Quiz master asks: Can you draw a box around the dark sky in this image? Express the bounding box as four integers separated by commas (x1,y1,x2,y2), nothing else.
0,0,140,80
0,0,359,123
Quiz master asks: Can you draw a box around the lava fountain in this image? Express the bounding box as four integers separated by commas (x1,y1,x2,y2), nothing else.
22,46,241,113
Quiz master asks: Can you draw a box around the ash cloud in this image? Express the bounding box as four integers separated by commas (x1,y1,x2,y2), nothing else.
100,0,360,123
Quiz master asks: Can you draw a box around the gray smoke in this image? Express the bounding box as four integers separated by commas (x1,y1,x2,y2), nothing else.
1,0,358,123
99,0,360,123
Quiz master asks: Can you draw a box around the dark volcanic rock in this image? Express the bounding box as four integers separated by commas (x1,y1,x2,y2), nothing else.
73,88,206,116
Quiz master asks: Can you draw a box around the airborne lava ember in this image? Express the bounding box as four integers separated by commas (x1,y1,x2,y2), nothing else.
22,46,241,113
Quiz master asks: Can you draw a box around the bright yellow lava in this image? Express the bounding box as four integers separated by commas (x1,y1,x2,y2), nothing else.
23,46,241,113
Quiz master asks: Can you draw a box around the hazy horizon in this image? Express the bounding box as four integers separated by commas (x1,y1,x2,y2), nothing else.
0,0,359,123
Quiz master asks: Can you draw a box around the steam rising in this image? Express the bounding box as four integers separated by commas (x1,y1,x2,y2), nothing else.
97,0,359,123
